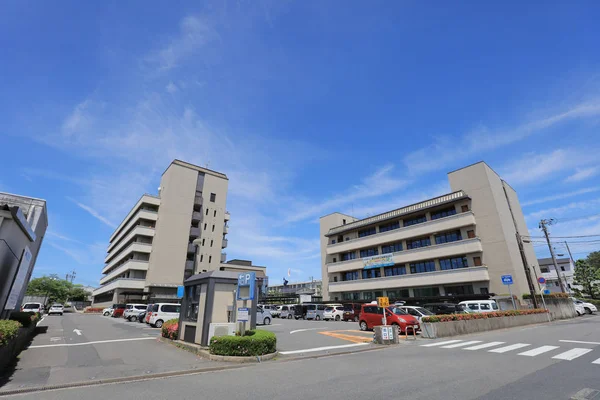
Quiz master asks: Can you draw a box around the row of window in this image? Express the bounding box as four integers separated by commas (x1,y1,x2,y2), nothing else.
338,284,484,301
440,256,469,270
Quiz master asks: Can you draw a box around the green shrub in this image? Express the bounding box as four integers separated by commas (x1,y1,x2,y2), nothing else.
9,312,39,328
422,309,548,323
209,329,276,356
0,320,22,346
161,319,179,340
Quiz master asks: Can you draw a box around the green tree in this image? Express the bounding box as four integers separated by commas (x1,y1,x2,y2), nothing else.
587,251,600,270
573,259,600,299
26,275,73,305
69,285,91,301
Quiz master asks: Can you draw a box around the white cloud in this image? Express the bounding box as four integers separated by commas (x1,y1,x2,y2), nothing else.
564,166,599,183
403,101,600,174
521,187,600,207
67,197,117,228
525,198,600,221
166,82,178,93
62,100,92,134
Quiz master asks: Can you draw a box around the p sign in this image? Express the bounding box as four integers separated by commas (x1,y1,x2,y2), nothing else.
501,275,513,285
237,272,256,301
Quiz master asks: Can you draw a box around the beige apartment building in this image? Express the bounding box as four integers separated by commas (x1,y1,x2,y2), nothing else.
92,160,232,307
320,162,539,302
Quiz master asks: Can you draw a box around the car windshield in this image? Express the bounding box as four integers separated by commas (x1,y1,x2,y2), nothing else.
52,304,63,308
414,307,434,315
390,307,408,315
23,304,39,309
324,307,333,312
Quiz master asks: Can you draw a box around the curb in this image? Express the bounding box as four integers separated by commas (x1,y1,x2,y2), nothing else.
157,336,278,363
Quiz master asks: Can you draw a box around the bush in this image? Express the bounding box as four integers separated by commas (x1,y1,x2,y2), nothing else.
161,319,179,340
422,309,549,323
9,312,40,328
523,292,569,299
0,320,22,346
209,330,276,356
84,307,104,313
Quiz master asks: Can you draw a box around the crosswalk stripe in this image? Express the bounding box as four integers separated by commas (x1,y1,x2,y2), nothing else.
518,346,560,357
464,341,505,351
441,340,482,349
421,340,463,347
552,348,593,361
592,358,600,365
488,343,530,353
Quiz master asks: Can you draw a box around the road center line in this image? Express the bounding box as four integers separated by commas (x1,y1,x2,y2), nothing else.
29,337,156,349
559,340,600,345
36,316,45,326
279,343,369,355
290,327,328,334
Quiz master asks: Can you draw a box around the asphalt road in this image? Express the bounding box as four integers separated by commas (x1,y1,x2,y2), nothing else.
3,314,598,400
0,312,224,392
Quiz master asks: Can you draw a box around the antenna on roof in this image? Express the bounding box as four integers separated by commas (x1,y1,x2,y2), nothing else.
204,161,210,168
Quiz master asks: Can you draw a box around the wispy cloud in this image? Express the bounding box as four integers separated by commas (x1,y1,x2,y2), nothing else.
67,197,117,228
166,82,178,93
403,101,600,174
565,166,599,183
46,231,86,245
525,198,600,221
521,187,600,207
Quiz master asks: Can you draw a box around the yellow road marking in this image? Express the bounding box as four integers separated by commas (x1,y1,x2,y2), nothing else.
319,331,373,344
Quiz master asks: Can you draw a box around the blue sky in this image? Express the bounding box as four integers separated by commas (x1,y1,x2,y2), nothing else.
1,1,600,287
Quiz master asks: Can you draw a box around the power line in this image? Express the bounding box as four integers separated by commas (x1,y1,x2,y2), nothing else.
523,234,600,239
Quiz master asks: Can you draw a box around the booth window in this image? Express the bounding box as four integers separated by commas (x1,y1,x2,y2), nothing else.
185,285,200,322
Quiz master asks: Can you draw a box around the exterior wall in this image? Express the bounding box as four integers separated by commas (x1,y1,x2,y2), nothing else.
320,213,357,301
539,258,576,293
448,163,533,296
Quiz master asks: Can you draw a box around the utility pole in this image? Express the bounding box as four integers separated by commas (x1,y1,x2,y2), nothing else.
516,233,538,308
539,219,566,293
564,241,575,264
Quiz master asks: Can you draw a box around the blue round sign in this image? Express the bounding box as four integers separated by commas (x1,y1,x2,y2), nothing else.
538,277,546,284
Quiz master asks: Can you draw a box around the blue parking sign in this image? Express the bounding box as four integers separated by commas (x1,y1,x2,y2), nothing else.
501,275,513,285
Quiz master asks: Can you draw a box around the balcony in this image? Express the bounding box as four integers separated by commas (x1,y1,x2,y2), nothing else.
192,211,203,222
222,238,228,249
223,225,229,234
190,227,201,237
105,227,155,263
92,278,146,297
326,211,476,255
102,242,152,274
108,210,158,252
224,212,230,221
327,238,483,274
109,195,160,243
194,195,203,205
221,253,227,263
329,266,489,293
187,243,197,253
185,260,195,271
100,260,149,285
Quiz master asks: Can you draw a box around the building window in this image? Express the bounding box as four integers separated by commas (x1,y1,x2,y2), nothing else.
461,205,469,212
333,257,337,263
439,256,469,270
214,210,217,217
333,276,338,282
210,193,216,202
212,224,215,232
403,215,427,227
200,254,203,262
345,237,349,241
358,227,377,238
386,289,409,299
362,292,374,301
360,248,379,258
382,242,403,254
384,265,406,276
473,256,482,266
410,260,436,274
341,252,357,261
430,207,457,220
555,281,559,287
480,287,489,295
467,230,475,239
413,287,440,297
444,285,474,295
204,223,207,230
209,255,212,263
202,238,205,246
343,271,359,281
379,221,400,233
560,266,565,271
434,230,462,244
342,292,352,300
184,285,200,322
540,267,550,273
342,219,346,225
206,208,209,215
210,240,213,247
331,239,336,245
406,237,431,250
362,269,381,279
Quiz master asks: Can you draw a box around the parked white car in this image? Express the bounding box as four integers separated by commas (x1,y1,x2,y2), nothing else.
458,300,499,313
270,305,281,318
398,305,435,322
21,302,44,313
573,301,586,316
48,304,64,316
323,306,345,321
571,298,597,315
279,305,295,319
256,307,272,325
123,304,148,321
148,303,181,328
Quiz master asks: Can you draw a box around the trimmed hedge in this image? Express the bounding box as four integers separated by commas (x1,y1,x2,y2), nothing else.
422,309,549,323
209,330,276,356
0,320,22,346
161,319,179,340
9,312,40,328
523,292,569,299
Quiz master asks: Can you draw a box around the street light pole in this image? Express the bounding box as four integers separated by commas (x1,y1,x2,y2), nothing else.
539,219,566,293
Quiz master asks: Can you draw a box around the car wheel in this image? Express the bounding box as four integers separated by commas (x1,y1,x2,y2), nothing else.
359,321,368,331
335,315,341,321
60,313,63,316
288,315,292,319
103,312,110,316
155,320,164,328
585,307,592,315
354,316,359,322
315,315,321,321
392,323,400,336
264,317,271,325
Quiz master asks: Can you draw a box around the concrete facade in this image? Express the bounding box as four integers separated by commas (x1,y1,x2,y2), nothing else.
267,279,322,296
92,160,231,308
0,192,48,317
320,162,539,302
537,257,576,294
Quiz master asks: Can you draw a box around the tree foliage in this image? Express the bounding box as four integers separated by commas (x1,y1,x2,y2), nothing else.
26,275,91,304
573,259,600,299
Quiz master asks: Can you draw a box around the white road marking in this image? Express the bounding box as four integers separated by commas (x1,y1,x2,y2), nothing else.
290,327,328,334
592,358,600,365
421,340,463,347
518,345,560,357
261,324,282,327
50,337,62,342
279,343,369,355
441,340,482,349
36,316,45,326
464,341,505,351
559,340,600,345
73,329,82,336
552,348,593,361
488,343,530,353
29,337,155,349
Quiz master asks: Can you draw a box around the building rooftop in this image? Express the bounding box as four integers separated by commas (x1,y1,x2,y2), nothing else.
325,190,469,237
166,159,228,180
538,257,571,266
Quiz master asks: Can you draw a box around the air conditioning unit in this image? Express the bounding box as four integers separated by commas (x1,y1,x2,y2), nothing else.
208,323,236,342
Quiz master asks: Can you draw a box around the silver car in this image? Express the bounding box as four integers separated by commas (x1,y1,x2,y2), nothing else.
256,307,272,325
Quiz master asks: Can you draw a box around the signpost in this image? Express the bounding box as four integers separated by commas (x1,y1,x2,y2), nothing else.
237,307,249,322
501,275,516,310
236,272,256,334
377,296,389,325
533,271,552,322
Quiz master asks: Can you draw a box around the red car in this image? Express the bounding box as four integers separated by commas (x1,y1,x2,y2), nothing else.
111,304,127,318
342,303,362,322
358,303,419,334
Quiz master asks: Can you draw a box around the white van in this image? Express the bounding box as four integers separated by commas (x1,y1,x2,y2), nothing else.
280,305,295,319
458,300,499,313
148,303,181,328
123,303,148,321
